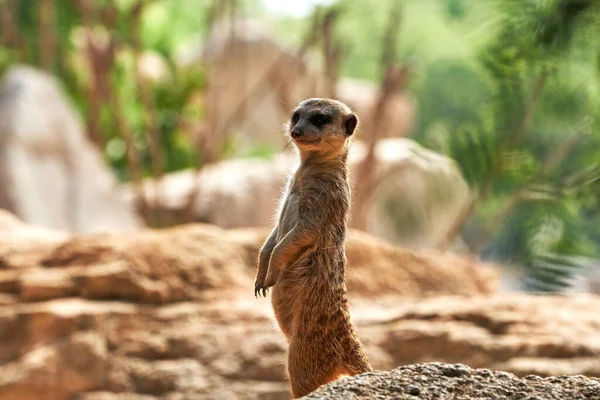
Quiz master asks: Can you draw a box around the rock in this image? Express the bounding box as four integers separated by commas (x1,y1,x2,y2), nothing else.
0,209,70,244
0,65,141,234
0,212,498,302
0,332,108,400
19,268,76,301
77,394,157,400
122,138,470,250
122,156,292,230
0,216,598,400
353,138,470,249
356,295,600,373
494,357,600,378
302,362,600,399
3,293,600,399
0,209,71,271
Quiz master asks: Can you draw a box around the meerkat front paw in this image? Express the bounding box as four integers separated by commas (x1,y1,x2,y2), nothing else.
254,279,265,297
254,277,270,298
255,270,278,298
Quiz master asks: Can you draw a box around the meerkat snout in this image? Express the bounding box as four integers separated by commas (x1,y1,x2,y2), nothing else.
290,126,304,138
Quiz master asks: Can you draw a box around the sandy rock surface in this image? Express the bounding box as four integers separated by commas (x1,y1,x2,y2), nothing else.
0,213,598,399
303,363,600,399
0,210,497,304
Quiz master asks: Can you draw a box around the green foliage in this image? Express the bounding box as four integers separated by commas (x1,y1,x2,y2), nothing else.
1,0,211,178
445,0,468,19
140,0,213,55
318,0,599,291
484,196,596,292
412,60,492,142
445,0,600,291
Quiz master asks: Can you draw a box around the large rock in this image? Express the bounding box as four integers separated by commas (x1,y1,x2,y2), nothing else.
0,210,497,303
1,214,599,399
123,138,470,249
353,138,470,249
0,207,70,245
355,294,600,375
0,213,497,399
0,332,109,400
303,363,600,399
2,293,599,400
0,65,141,233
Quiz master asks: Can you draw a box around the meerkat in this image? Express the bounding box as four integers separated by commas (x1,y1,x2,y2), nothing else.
254,98,372,398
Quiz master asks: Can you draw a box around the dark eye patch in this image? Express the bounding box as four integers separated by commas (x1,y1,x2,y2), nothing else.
291,111,300,125
310,113,332,127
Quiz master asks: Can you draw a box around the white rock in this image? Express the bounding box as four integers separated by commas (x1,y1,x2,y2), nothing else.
0,65,142,233
123,138,470,249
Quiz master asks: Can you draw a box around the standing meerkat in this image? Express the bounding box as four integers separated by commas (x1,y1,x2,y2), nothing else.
254,98,372,398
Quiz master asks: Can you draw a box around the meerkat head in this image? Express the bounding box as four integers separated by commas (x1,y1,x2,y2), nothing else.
286,98,358,155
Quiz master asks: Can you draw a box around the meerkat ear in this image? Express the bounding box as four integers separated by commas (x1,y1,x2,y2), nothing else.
344,114,358,135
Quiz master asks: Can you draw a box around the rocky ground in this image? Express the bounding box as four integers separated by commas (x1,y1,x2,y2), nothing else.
0,211,599,399
304,363,600,399
0,210,497,304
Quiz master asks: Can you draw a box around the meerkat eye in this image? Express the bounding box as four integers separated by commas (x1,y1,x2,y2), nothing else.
291,111,300,126
310,113,331,127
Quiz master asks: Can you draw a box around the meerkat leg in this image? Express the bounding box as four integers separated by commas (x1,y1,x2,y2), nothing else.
289,360,369,398
344,358,373,375
255,227,278,297
289,376,319,399
265,224,316,288
340,350,373,376
287,341,337,398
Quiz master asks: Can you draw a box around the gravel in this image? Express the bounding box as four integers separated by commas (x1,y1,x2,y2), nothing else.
302,363,600,399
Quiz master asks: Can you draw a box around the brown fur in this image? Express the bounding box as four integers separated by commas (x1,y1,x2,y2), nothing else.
254,98,372,398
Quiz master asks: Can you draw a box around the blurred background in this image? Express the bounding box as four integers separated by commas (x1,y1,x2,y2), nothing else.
1,1,600,399
3,0,596,293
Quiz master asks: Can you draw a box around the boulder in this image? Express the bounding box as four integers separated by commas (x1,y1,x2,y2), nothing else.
303,363,600,399
0,209,70,245
2,292,600,400
0,65,141,234
122,138,470,249
353,138,470,249
0,212,498,302
2,215,598,399
0,214,501,399
355,294,600,374
0,332,108,400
